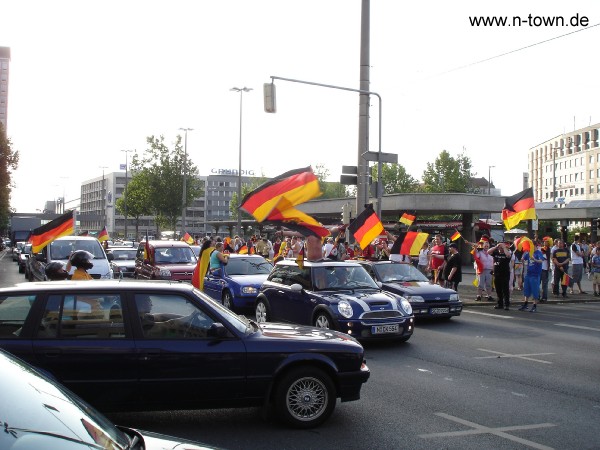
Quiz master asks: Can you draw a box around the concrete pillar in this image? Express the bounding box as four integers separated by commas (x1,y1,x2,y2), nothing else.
460,213,474,266
591,218,598,243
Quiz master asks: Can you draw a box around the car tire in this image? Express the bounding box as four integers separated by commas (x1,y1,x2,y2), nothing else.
222,290,234,311
274,367,336,429
313,311,336,330
18,265,24,274
255,298,271,323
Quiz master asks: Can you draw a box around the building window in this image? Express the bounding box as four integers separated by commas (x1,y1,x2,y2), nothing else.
590,185,594,194
591,170,594,179
575,173,578,181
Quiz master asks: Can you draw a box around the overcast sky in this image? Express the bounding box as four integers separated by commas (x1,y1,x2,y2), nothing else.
2,0,600,213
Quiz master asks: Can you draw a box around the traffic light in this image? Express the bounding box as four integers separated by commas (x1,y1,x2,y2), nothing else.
263,83,276,113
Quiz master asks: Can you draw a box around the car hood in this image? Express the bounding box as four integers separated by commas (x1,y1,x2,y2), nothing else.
126,428,219,449
316,289,405,312
154,262,197,271
228,274,269,286
383,281,456,297
259,322,361,344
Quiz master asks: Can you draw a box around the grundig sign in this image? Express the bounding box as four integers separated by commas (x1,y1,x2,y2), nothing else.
210,168,256,176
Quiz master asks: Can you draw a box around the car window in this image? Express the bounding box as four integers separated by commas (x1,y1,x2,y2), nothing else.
0,295,36,338
226,257,272,275
313,266,379,290
374,263,429,282
39,294,125,339
111,249,137,260
134,294,217,339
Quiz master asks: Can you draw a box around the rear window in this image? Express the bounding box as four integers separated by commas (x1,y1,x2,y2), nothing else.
49,239,105,260
0,295,37,338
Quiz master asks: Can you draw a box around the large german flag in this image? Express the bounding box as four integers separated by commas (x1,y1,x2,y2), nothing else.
348,204,384,250
30,210,75,253
390,231,429,256
240,166,321,222
192,245,215,290
502,187,536,230
266,196,330,239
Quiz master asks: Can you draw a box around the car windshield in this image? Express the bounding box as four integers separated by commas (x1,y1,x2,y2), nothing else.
192,288,252,334
49,239,105,260
226,257,273,276
111,249,137,260
312,265,379,291
154,246,197,264
374,262,429,282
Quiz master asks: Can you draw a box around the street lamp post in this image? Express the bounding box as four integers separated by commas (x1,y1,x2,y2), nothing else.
121,150,134,239
179,128,193,237
99,166,108,229
231,87,252,238
488,165,495,195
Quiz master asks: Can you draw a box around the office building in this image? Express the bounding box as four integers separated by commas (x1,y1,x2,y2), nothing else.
0,46,10,132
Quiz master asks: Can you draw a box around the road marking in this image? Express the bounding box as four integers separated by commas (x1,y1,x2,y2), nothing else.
419,412,556,450
554,323,600,332
462,310,512,319
475,348,554,364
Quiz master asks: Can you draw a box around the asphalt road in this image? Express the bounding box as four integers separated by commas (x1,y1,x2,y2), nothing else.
1,250,599,449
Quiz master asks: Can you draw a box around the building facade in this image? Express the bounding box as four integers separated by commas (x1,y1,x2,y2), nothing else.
0,47,10,132
529,123,600,204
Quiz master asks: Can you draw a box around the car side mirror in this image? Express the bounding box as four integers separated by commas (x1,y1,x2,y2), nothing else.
207,322,228,338
290,283,303,292
107,253,114,261
376,281,383,288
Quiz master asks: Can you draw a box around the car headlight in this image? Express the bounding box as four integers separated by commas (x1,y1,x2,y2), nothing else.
242,286,258,294
405,295,425,303
449,293,460,301
400,298,413,315
337,300,354,318
158,268,172,278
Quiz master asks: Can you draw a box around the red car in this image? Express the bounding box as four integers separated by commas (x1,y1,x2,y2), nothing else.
134,240,197,282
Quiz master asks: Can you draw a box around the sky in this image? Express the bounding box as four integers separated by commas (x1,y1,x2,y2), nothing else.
2,0,600,213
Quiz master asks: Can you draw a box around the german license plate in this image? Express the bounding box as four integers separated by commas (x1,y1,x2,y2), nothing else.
430,308,449,314
372,324,400,334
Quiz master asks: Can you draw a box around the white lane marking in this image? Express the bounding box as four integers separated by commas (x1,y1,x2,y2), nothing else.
419,412,556,450
475,348,554,364
462,310,511,319
554,323,600,332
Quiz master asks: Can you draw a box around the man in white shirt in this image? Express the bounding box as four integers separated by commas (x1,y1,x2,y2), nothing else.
570,235,587,294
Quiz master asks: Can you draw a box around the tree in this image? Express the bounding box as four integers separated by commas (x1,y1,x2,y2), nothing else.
371,163,420,194
130,135,203,233
313,164,350,199
0,123,19,235
421,150,474,193
115,170,153,238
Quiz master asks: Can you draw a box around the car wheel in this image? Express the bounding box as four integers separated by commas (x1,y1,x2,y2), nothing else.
274,367,336,429
255,299,271,323
221,290,234,311
18,265,24,274
313,311,336,330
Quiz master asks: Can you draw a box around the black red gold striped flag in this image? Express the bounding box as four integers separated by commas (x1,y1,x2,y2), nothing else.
30,210,75,253
390,231,429,256
450,230,461,241
501,187,536,230
265,196,330,239
192,245,215,290
399,212,416,226
240,166,321,222
98,226,109,243
348,204,384,250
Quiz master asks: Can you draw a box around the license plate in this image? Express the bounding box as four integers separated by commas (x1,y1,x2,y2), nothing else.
430,308,449,314
372,324,400,334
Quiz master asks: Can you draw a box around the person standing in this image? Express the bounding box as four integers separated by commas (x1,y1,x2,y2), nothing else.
489,241,512,310
472,240,494,301
417,241,431,278
591,246,600,296
429,235,447,286
570,234,587,294
443,243,462,290
539,238,552,302
552,239,571,298
518,242,544,312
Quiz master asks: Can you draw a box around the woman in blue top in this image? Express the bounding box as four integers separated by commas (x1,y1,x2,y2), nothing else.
210,241,229,271
518,243,544,312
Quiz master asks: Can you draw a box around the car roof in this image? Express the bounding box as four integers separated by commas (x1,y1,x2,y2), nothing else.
276,259,362,268
0,279,195,294
144,240,193,248
54,236,100,241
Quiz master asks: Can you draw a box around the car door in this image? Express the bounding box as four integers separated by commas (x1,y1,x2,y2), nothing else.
268,266,312,324
131,292,246,408
30,290,138,411
202,269,225,301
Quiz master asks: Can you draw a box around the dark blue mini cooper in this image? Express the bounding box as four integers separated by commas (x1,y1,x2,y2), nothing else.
256,260,414,341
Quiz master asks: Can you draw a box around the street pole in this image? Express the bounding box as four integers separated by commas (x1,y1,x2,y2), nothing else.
99,166,108,229
179,128,193,237
231,87,252,238
488,165,495,195
358,0,371,216
121,150,133,239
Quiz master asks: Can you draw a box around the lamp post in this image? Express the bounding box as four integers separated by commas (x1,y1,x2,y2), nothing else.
120,150,134,239
488,165,495,195
99,166,108,229
231,86,252,238
179,128,193,237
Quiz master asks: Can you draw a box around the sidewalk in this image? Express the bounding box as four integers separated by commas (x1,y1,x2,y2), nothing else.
458,265,600,307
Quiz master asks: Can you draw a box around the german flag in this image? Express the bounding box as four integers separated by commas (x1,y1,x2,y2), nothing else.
30,210,75,253
192,245,215,290
561,272,572,288
98,226,109,243
181,232,194,245
240,167,321,222
502,187,536,230
399,212,416,226
390,231,429,256
266,196,330,239
450,230,461,241
348,204,384,250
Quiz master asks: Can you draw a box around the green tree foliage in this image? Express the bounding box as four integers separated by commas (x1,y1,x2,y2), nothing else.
314,164,349,199
130,135,203,233
421,150,474,193
371,163,420,194
115,171,153,238
0,124,19,234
